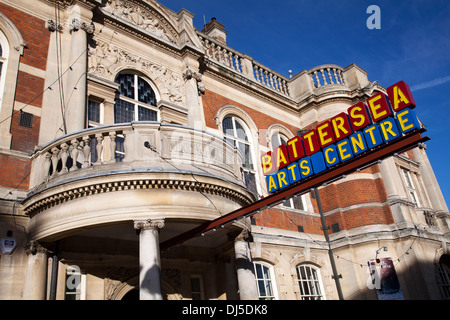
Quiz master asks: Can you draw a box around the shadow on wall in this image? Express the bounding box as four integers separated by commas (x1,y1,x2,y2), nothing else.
345,255,450,300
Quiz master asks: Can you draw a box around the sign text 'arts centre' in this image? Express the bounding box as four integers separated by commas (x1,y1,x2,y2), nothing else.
262,81,420,193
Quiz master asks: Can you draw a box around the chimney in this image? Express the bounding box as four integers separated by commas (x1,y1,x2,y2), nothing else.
202,17,227,45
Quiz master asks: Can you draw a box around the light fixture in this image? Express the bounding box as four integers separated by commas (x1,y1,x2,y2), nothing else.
375,246,388,263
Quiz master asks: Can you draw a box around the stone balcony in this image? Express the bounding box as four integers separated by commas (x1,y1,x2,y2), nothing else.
22,122,254,241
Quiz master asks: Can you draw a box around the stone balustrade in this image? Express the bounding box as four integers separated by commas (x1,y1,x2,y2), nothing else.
252,61,289,95
198,33,376,103
28,122,246,195
198,33,290,97
309,64,345,88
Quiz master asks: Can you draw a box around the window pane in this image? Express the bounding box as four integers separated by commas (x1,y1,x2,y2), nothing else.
234,120,248,141
257,280,265,295
138,77,156,105
311,268,318,280
296,265,324,300
138,106,157,121
116,74,135,99
254,263,275,300
262,265,270,279
293,196,304,210
403,170,413,188
255,264,263,279
271,133,280,149
222,117,233,135
114,99,134,123
88,100,100,123
265,280,273,296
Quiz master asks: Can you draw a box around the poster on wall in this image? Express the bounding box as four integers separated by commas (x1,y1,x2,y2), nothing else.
367,257,404,300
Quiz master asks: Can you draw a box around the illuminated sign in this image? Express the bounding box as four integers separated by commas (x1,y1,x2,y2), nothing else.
262,81,419,193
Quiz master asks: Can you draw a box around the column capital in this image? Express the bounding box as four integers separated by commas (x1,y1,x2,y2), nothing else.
25,240,50,256
234,228,252,242
69,18,95,34
134,219,165,231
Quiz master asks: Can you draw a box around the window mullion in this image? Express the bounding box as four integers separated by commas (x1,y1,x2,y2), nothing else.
134,75,139,121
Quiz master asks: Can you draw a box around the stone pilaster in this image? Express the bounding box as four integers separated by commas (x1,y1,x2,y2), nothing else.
65,14,94,134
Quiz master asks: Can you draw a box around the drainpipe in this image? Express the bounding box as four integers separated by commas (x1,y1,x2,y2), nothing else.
314,188,344,300
49,241,59,300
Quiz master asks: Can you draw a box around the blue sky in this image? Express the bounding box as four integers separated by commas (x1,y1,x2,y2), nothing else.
161,0,450,206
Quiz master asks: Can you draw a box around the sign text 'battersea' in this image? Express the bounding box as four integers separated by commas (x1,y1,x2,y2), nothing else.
262,81,419,193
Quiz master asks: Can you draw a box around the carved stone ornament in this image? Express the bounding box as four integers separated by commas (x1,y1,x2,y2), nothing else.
45,19,63,32
134,218,165,231
103,0,178,44
69,18,95,34
88,39,183,103
25,240,49,255
183,66,205,95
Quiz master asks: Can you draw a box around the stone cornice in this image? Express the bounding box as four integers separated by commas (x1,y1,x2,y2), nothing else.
22,173,254,216
201,57,298,113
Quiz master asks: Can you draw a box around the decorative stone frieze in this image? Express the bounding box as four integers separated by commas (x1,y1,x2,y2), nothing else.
102,0,179,45
88,39,183,103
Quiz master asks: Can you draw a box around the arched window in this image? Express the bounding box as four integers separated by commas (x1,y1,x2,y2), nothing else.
222,115,257,195
114,73,158,123
253,261,277,300
296,264,325,300
270,131,288,149
271,131,305,210
0,30,9,110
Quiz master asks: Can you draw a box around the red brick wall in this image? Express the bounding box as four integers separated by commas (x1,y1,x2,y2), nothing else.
14,71,45,107
0,154,30,190
202,89,301,141
10,111,40,153
0,3,50,70
253,208,323,234
0,3,49,191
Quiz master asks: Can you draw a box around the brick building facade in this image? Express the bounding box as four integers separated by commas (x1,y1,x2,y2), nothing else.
0,0,449,300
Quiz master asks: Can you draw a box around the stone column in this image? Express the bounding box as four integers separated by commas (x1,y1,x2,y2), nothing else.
234,230,259,300
23,241,49,300
134,219,165,300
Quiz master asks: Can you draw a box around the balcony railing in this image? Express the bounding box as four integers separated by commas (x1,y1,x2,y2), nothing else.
198,33,290,97
197,32,371,103
309,64,346,88
28,122,246,195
